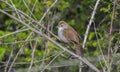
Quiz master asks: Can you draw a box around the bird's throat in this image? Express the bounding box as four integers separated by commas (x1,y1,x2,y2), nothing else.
58,28,69,43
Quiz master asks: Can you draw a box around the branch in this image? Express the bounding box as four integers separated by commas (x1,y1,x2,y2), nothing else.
82,0,100,48
107,0,116,72
38,0,58,24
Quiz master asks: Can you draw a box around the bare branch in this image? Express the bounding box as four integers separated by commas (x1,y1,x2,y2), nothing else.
38,0,58,24
107,0,117,72
28,38,38,72
83,0,100,48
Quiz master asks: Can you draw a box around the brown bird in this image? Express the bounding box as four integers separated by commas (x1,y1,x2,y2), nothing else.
57,21,83,56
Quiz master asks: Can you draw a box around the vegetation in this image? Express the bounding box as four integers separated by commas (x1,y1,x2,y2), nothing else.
0,0,120,72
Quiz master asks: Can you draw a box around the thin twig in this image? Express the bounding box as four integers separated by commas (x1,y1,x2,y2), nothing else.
93,21,107,71
22,0,36,19
4,45,14,72
0,38,37,45
0,51,61,65
7,32,33,72
9,0,21,20
107,0,116,72
28,38,38,72
82,0,100,48
31,0,37,13
38,0,58,24
41,51,65,72
0,29,28,39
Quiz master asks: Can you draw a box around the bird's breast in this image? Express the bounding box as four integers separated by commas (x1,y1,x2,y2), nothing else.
58,29,69,43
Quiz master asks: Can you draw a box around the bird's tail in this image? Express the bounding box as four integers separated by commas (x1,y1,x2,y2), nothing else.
74,44,84,72
74,44,84,57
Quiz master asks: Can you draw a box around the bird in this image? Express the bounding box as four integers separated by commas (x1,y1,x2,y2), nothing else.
57,21,83,57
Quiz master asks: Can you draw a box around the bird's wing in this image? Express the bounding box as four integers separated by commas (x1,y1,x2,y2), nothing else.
63,27,79,44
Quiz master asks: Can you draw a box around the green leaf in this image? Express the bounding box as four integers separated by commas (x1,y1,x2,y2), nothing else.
0,48,6,61
88,32,95,40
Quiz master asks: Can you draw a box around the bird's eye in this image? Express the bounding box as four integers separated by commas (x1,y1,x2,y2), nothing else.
60,24,64,27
